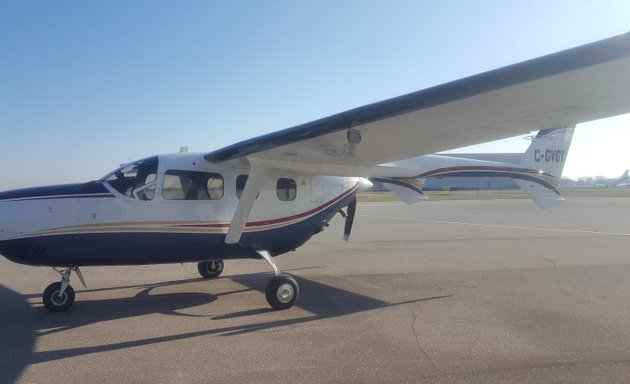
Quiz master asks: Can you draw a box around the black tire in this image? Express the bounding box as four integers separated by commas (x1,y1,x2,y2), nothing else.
43,282,75,312
197,260,224,278
265,274,299,310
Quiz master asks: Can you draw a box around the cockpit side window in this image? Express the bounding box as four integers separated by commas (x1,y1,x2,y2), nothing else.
102,157,158,200
162,170,224,200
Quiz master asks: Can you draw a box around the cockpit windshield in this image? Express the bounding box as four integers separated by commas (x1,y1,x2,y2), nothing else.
101,157,158,200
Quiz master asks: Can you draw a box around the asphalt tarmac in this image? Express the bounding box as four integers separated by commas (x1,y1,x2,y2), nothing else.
1,197,630,383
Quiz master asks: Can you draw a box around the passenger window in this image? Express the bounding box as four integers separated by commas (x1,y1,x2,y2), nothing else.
277,178,297,201
236,175,259,199
162,170,224,200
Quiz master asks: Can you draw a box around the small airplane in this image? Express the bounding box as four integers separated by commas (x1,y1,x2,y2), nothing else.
1,33,630,312
616,171,630,187
593,169,629,187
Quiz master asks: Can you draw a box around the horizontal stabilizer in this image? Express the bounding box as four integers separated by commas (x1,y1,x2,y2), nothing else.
514,179,564,209
370,177,427,205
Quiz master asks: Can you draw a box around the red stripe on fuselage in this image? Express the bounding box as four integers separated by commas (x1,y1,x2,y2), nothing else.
418,165,551,178
246,182,359,227
178,182,360,229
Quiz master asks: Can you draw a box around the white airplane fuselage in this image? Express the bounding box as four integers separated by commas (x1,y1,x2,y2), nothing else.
0,152,364,267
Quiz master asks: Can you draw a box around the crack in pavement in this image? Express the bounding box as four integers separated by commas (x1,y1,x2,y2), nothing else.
410,310,444,374
543,257,558,268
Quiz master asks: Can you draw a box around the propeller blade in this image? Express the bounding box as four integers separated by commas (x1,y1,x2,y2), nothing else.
343,196,357,241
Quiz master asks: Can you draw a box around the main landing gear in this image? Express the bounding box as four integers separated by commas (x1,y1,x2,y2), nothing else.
258,250,299,310
42,266,86,312
197,252,299,310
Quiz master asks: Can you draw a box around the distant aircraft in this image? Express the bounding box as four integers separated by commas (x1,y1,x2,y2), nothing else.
1,32,630,312
593,170,630,187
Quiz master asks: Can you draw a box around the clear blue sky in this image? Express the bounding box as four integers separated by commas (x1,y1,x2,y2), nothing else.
1,1,629,189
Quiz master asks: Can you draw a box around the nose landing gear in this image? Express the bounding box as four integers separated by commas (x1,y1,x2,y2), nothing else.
197,260,224,278
42,266,86,312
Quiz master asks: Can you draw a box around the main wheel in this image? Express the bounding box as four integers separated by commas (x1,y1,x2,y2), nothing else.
43,282,75,312
197,260,224,278
266,274,299,310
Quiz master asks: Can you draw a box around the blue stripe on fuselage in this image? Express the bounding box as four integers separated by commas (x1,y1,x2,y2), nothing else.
0,182,110,201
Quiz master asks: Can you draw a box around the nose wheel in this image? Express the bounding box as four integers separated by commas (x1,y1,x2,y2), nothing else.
43,282,75,312
42,266,85,312
197,260,224,278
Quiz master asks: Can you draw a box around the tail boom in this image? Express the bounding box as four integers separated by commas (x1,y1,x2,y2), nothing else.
369,126,574,208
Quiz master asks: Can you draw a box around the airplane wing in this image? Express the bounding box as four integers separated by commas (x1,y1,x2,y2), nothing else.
206,32,630,176
211,32,630,244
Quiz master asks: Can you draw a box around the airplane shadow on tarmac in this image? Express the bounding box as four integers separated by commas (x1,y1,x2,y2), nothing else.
0,272,450,383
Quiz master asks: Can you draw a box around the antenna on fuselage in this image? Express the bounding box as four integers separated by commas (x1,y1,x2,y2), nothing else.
179,146,190,153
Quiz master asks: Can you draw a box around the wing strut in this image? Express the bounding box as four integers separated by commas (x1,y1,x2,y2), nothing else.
225,160,269,244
